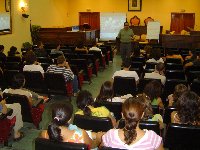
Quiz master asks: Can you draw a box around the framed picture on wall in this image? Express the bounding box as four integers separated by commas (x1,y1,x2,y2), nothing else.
5,0,11,12
128,0,142,11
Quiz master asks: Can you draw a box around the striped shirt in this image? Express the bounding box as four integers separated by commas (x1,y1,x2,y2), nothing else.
102,129,162,150
46,65,74,82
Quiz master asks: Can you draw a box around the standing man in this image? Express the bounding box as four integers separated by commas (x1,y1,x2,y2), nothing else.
117,22,134,66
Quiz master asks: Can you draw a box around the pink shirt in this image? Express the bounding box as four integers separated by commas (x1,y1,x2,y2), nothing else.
102,129,162,150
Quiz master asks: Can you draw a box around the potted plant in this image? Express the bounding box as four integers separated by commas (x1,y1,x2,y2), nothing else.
31,25,41,44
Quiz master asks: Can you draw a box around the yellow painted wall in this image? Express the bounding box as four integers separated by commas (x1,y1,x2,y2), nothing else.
0,0,4,12
67,0,200,32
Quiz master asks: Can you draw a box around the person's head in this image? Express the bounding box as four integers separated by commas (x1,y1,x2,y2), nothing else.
122,97,145,145
9,46,18,56
177,91,200,125
48,103,73,142
150,48,161,60
57,55,66,65
173,84,188,103
155,62,165,74
123,58,131,69
0,45,4,52
25,50,37,65
96,81,114,102
133,45,141,57
136,93,153,120
77,41,84,48
37,41,44,49
76,90,94,116
124,22,129,30
11,73,25,89
144,80,163,101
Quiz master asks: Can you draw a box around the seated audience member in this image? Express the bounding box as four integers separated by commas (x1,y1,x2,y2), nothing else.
144,62,166,85
136,93,164,129
50,44,63,55
166,50,184,63
89,43,102,53
131,43,143,58
40,103,101,149
146,48,164,63
8,46,20,57
185,53,200,68
75,90,116,127
34,41,48,57
144,80,164,109
75,41,88,53
3,73,44,105
171,91,200,125
185,49,197,62
23,51,44,74
168,84,188,107
141,45,152,59
0,45,7,63
112,59,139,85
0,95,24,140
96,81,127,103
101,97,163,149
46,55,79,94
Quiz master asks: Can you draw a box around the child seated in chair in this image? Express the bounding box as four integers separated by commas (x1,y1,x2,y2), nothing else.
40,103,103,149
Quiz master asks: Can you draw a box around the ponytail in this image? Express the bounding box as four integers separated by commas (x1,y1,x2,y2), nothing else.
83,106,92,116
47,118,63,142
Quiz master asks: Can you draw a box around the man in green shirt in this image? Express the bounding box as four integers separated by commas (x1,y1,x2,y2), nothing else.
117,22,134,66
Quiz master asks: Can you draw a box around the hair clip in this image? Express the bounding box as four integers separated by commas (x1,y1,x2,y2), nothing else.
54,117,59,121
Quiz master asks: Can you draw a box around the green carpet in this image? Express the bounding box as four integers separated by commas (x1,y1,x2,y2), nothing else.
1,55,121,150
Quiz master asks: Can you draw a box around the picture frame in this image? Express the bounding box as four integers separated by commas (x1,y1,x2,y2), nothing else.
5,0,11,12
128,0,142,11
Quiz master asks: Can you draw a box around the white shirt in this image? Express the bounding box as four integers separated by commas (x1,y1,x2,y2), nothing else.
146,58,164,63
112,70,139,82
144,71,166,85
23,64,44,74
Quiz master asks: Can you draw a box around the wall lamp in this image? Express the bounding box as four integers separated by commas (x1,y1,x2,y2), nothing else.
20,1,29,18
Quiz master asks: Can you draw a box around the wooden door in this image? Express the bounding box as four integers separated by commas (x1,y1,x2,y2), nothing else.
170,13,195,34
79,12,100,30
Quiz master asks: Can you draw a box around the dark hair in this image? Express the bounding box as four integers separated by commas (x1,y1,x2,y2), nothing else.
124,22,129,26
123,58,131,68
8,46,18,56
57,55,66,64
150,48,161,61
48,103,73,142
0,45,4,52
11,73,25,89
96,81,114,102
177,91,200,125
173,84,188,104
122,97,145,145
144,80,163,101
133,44,141,57
155,62,165,72
76,90,94,116
136,93,153,120
25,50,37,65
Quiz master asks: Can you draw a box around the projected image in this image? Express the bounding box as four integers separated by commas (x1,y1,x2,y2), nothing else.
100,13,126,41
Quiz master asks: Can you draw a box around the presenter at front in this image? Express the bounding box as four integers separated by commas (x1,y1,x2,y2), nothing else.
117,22,134,66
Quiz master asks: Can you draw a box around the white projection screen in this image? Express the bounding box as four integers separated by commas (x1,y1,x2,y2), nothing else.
100,12,126,41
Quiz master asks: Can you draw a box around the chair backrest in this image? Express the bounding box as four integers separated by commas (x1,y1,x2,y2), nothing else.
164,123,200,150
145,62,157,69
163,106,177,125
130,15,140,26
190,80,200,96
118,119,160,135
4,70,20,87
3,93,33,123
35,138,89,150
166,58,182,64
94,101,122,121
138,78,161,93
165,63,183,70
73,114,113,132
6,56,21,63
144,17,154,26
23,71,46,93
165,70,185,80
4,62,21,70
113,76,136,96
186,71,200,84
44,72,68,96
